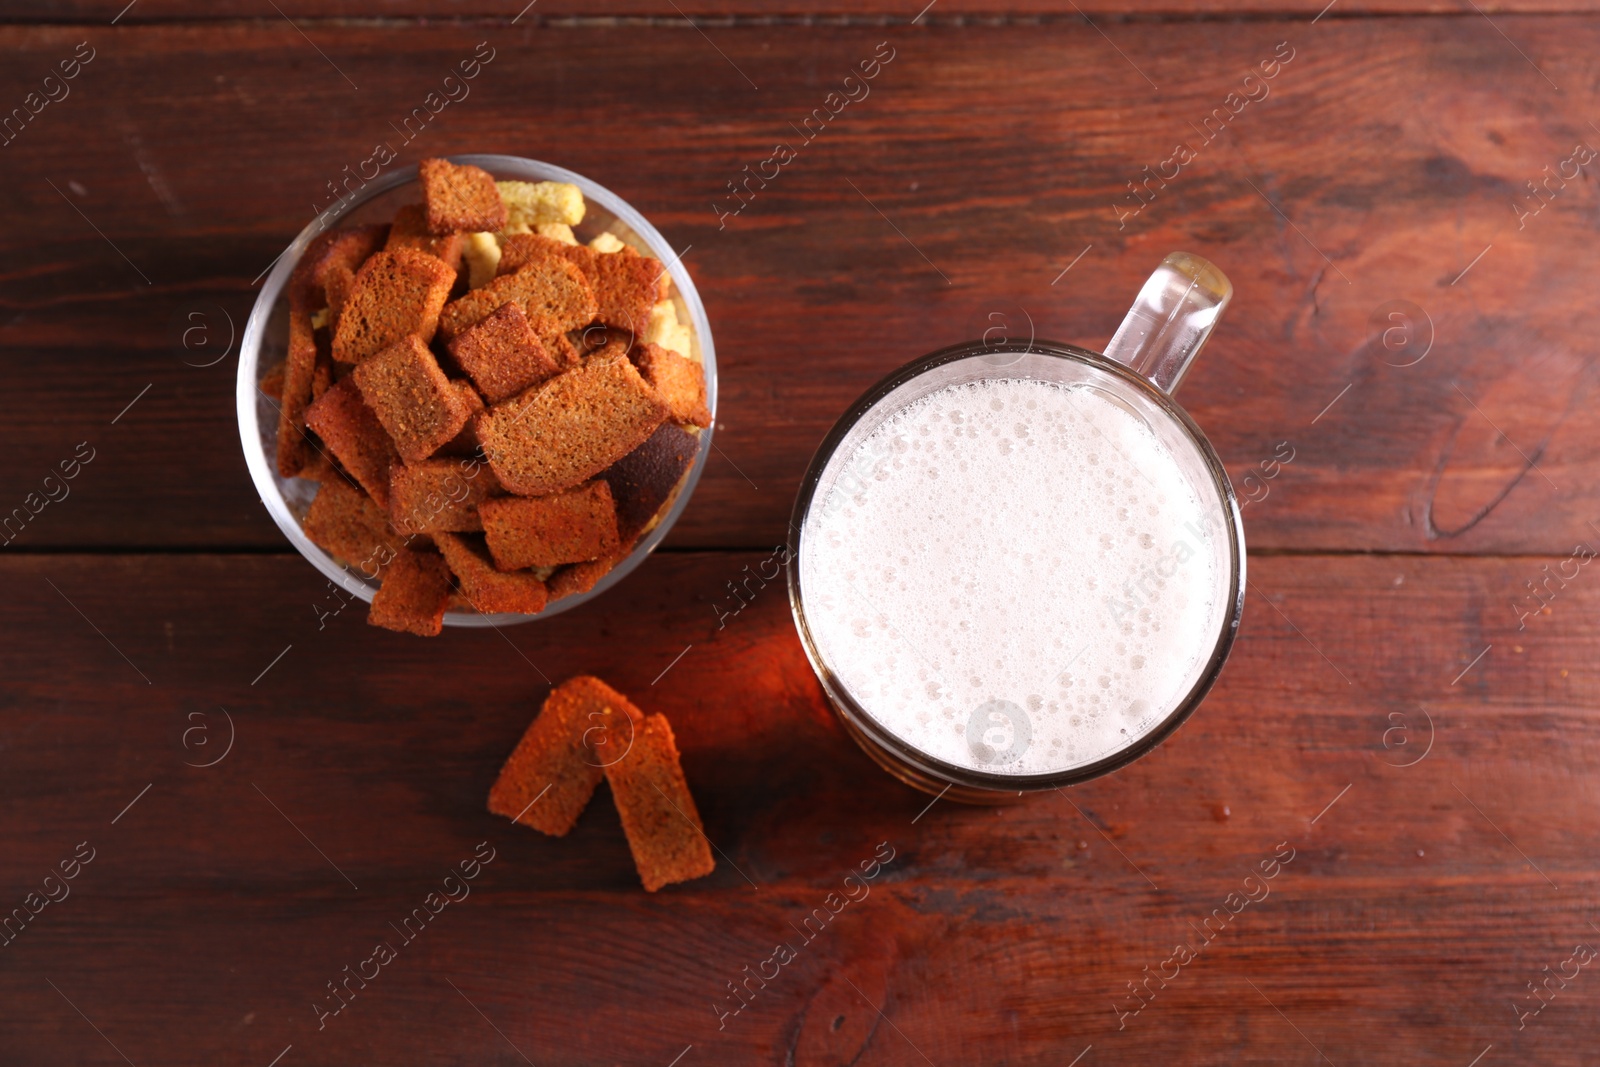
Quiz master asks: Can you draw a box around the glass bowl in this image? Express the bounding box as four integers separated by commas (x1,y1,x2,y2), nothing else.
236,154,717,626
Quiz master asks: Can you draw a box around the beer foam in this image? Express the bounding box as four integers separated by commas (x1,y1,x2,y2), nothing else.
799,376,1229,776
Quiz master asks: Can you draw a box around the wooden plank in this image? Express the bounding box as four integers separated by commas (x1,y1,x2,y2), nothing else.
0,20,1595,552
10,1,1600,21
2,551,1598,1062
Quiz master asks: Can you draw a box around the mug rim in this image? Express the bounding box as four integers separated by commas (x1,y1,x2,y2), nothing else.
786,338,1247,793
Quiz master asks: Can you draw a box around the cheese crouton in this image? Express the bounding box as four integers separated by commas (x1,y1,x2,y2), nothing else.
496,180,585,231
643,299,692,357
537,223,578,246
462,232,501,289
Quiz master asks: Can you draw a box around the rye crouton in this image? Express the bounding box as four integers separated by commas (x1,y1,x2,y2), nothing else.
330,248,456,365
495,232,571,278
303,378,401,508
419,158,507,235
386,203,466,272
351,336,474,463
585,245,669,338
436,260,597,343
545,325,582,368
367,547,453,636
601,421,699,543
274,288,320,476
498,235,666,339
635,343,711,428
547,552,625,602
291,224,387,305
436,381,486,457
605,714,715,892
301,476,396,573
488,675,645,836
447,301,564,403
479,481,619,570
259,360,286,400
311,329,337,400
477,355,669,496
389,458,502,534
434,531,549,615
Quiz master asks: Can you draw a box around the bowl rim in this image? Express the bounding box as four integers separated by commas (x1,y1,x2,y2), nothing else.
236,154,716,626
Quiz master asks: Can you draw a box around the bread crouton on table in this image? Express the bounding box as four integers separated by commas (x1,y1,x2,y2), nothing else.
434,381,485,458
259,360,286,400
274,287,320,477
605,714,715,892
547,550,627,602
487,675,644,836
290,224,387,307
497,234,666,339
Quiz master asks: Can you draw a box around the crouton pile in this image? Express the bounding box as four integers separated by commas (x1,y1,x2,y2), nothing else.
488,675,715,892
265,159,709,636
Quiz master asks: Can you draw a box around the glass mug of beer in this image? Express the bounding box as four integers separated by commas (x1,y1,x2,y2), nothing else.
787,253,1246,802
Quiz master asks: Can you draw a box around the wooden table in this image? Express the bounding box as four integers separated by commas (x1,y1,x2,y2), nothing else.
3,1,1597,1063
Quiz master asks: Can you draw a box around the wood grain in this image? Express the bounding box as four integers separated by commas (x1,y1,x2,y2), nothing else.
0,19,1595,553
10,1,1600,21
2,551,1597,1063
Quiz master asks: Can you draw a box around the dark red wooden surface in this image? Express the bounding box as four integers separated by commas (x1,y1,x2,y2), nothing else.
2,7,1598,1067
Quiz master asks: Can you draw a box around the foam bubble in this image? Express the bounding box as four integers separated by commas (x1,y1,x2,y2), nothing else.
800,377,1227,775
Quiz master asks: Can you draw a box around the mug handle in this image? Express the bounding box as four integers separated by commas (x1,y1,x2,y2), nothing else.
1103,252,1233,396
